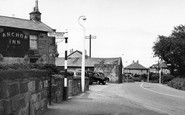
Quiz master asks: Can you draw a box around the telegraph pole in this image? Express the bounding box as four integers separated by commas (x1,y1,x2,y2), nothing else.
85,34,96,58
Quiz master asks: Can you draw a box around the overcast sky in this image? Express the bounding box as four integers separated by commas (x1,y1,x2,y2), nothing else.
1,0,185,67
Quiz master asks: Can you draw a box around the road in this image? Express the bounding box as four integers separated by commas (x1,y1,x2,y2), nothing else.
42,82,185,115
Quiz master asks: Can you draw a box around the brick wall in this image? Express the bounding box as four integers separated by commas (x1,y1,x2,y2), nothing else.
0,70,49,115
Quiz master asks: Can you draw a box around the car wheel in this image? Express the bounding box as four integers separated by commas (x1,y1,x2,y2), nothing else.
102,81,106,85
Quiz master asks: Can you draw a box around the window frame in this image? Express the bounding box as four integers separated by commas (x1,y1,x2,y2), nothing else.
29,35,38,50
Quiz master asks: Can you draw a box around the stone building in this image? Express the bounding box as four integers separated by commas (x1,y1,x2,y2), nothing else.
0,0,57,64
56,50,123,83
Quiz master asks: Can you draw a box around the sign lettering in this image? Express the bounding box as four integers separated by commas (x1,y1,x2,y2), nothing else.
0,28,29,57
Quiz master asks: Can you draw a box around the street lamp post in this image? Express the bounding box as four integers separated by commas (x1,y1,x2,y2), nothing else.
78,15,87,93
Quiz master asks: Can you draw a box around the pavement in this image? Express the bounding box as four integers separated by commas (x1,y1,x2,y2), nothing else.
41,82,180,115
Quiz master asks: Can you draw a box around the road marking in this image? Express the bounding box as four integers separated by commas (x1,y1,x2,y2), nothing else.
140,83,185,99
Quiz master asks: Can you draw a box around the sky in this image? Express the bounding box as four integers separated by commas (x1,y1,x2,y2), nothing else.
1,0,185,67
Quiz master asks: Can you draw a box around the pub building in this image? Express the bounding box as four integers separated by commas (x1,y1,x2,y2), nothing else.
0,0,57,64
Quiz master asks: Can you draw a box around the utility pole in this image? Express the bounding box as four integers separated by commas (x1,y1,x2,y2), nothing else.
158,60,162,84
85,34,96,58
147,69,150,82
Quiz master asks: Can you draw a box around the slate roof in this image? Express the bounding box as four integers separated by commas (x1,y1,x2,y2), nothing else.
55,57,122,67
0,15,54,32
150,62,168,69
125,61,148,70
67,50,89,58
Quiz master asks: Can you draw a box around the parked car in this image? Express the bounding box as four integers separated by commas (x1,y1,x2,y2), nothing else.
98,72,109,82
86,71,109,85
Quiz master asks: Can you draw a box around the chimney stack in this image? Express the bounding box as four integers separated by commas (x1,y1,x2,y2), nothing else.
29,0,41,22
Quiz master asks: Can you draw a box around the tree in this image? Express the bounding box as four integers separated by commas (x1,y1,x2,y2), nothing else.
153,25,185,76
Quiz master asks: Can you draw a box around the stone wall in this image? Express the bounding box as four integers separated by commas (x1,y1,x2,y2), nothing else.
50,75,64,103
0,70,90,115
0,70,49,115
51,75,89,103
38,33,56,64
70,76,89,96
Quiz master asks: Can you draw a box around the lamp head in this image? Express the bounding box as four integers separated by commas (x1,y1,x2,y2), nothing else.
83,17,87,21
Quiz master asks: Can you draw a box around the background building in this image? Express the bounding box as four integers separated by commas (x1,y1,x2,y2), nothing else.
149,62,170,75
0,0,57,64
124,60,149,75
56,50,123,83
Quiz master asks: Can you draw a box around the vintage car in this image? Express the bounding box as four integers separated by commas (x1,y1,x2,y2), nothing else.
86,71,109,85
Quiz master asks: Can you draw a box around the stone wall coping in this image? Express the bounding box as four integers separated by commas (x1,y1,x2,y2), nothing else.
0,69,48,80
73,75,89,80
52,74,64,78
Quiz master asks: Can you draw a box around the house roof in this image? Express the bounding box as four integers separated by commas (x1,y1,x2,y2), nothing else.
67,50,88,58
125,61,148,70
150,62,168,69
0,15,54,32
55,57,122,67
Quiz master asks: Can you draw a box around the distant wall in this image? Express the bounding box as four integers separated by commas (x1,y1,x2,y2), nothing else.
0,70,49,115
124,69,148,75
94,64,122,83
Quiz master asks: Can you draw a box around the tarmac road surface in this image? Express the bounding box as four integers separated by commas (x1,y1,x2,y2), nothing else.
42,82,185,115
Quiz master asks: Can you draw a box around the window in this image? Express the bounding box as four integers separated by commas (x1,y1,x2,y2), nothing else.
30,58,37,63
30,35,37,49
50,37,55,46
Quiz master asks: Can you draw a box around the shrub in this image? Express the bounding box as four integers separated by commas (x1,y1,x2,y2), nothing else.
133,77,142,82
168,78,185,90
162,74,175,84
149,73,159,83
141,74,148,81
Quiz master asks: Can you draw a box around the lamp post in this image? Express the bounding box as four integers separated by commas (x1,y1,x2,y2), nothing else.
78,15,87,93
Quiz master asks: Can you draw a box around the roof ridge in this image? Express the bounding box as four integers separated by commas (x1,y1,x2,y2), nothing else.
0,15,32,22
0,15,54,32
125,62,147,69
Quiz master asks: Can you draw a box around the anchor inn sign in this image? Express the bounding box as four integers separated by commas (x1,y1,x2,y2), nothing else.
0,28,29,57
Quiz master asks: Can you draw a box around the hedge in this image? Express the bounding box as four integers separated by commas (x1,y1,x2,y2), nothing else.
168,78,185,90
